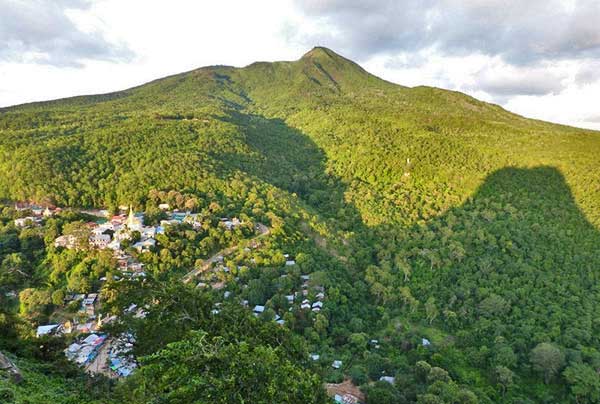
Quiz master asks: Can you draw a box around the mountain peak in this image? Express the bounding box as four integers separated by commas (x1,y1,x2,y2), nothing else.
294,46,379,91
300,46,338,60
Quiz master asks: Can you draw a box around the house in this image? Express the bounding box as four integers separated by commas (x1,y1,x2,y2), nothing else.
160,219,180,227
65,334,107,367
54,234,77,249
133,238,156,252
312,301,323,312
334,394,359,404
301,300,311,310
128,262,144,272
332,360,343,369
171,212,187,222
285,260,296,266
83,294,98,306
380,376,395,384
158,203,170,210
221,217,242,230
83,294,98,316
316,292,325,300
253,305,265,315
422,338,431,347
276,319,285,325
285,295,295,303
75,322,94,334
141,226,156,239
90,233,111,249
14,217,38,228
36,324,59,338
310,354,320,361
300,275,310,281
66,342,82,355
107,239,121,251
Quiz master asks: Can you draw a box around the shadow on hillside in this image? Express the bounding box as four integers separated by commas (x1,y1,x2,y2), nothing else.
399,166,600,351
214,109,600,353
218,110,363,227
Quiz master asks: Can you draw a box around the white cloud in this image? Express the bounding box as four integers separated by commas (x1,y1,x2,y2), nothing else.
0,0,598,131
0,0,132,67
474,64,568,97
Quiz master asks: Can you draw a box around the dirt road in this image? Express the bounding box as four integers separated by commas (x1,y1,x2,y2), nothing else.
181,223,270,284
85,339,115,378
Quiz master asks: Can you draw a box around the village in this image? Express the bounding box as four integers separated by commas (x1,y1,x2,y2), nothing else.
8,201,419,404
17,202,247,379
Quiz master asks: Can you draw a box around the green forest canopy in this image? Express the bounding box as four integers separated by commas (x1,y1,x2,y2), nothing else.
2,47,600,403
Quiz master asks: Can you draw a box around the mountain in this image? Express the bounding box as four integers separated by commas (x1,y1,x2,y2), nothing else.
2,47,600,403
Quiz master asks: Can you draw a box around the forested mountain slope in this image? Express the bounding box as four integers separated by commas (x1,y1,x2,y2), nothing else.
2,47,600,403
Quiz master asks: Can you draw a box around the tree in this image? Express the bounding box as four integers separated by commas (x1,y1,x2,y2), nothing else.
395,256,411,282
493,343,517,368
415,361,432,382
117,331,328,404
427,367,450,383
349,365,368,385
0,253,29,289
364,381,405,404
563,363,600,403
19,288,52,322
314,313,329,335
425,297,439,324
530,342,565,384
51,289,65,306
62,221,91,250
478,294,509,317
494,366,514,396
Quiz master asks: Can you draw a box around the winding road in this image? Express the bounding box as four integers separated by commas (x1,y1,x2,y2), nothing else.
181,223,270,284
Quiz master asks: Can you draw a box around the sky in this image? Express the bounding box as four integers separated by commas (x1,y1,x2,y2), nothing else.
1,0,600,130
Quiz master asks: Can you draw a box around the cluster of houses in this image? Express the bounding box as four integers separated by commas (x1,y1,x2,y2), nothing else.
65,333,107,366
297,274,325,312
55,206,161,254
55,206,245,282
13,203,60,228
251,304,286,325
62,311,139,377
107,333,137,377
36,293,103,337
204,251,330,331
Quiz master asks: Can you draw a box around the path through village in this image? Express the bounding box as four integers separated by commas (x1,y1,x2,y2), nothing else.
181,223,270,284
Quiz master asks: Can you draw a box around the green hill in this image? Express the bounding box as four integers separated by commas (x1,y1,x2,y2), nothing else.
2,47,600,403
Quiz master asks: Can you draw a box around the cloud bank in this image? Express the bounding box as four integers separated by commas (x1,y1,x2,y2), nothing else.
0,0,132,67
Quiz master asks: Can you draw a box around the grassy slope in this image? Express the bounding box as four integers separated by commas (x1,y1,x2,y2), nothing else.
0,355,113,404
